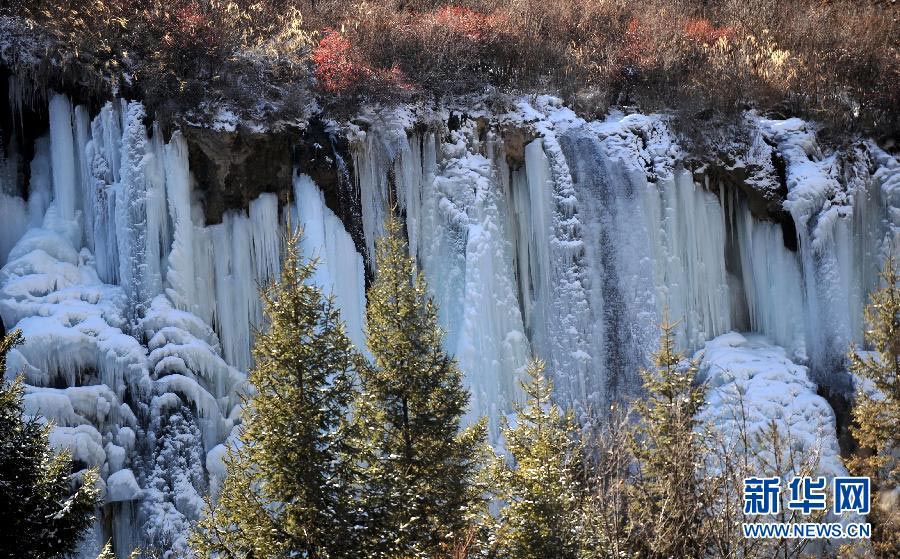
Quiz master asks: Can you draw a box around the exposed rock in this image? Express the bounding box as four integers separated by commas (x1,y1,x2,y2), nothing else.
500,125,537,170
183,126,297,225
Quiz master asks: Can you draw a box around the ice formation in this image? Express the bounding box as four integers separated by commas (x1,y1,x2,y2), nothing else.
0,97,292,557
0,89,897,555
697,332,846,480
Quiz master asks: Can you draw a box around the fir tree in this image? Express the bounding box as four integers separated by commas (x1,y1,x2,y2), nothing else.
627,316,710,559
844,255,900,558
95,540,140,559
191,229,361,559
354,215,488,558
141,406,206,558
95,541,115,559
493,359,585,559
0,329,101,558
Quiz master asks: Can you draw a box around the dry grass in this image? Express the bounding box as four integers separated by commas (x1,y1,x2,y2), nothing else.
4,0,897,135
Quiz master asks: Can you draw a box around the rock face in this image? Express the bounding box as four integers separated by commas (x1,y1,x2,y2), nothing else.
183,126,296,225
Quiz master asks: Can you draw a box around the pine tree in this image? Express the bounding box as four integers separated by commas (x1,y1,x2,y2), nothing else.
96,540,140,559
141,406,206,558
845,254,900,558
0,329,101,558
96,540,115,559
627,316,710,559
191,229,361,559
354,215,488,558
493,359,585,559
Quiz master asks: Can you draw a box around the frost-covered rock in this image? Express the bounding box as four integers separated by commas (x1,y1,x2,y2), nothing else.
107,469,140,502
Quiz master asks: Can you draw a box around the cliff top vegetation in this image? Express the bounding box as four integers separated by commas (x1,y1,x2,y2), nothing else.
1,0,896,137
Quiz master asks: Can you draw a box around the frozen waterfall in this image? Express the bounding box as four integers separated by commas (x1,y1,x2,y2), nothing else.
0,91,897,556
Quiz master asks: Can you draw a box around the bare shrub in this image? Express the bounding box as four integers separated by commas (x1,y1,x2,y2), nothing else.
5,0,896,134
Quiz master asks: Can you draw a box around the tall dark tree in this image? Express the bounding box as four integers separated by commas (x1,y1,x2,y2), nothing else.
191,230,361,559
0,330,100,558
354,215,488,558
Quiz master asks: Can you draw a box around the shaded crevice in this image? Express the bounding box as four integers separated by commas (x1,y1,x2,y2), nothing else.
183,125,297,225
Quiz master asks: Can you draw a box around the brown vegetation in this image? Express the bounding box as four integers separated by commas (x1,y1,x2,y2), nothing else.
4,1,897,134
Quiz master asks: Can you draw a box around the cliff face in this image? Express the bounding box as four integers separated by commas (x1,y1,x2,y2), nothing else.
181,126,296,225
1,85,897,556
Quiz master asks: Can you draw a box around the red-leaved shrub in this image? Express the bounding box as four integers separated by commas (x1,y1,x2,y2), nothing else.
683,19,735,45
429,7,506,42
312,28,414,99
313,29,358,94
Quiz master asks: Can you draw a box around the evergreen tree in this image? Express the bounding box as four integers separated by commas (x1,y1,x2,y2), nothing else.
95,541,115,559
493,359,585,559
95,540,140,559
191,230,361,559
354,215,487,558
627,316,710,559
845,255,900,558
141,406,206,558
0,329,101,558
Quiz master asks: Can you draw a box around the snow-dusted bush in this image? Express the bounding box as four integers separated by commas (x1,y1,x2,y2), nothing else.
4,1,895,132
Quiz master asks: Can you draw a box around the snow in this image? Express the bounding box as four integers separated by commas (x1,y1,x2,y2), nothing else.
116,101,154,324
697,332,847,486
48,425,106,468
106,469,140,502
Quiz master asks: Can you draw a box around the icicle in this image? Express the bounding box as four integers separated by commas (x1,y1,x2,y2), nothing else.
210,211,260,371
516,139,555,344
385,124,530,437
163,132,196,313
210,222,240,369
27,136,53,228
353,129,396,265
74,105,96,253
7,75,25,137
249,193,281,283
516,131,595,415
733,196,806,359
451,161,530,436
0,138,28,264
294,173,367,350
87,103,122,284
190,211,218,329
143,123,170,302
0,194,27,265
49,94,79,228
647,169,732,349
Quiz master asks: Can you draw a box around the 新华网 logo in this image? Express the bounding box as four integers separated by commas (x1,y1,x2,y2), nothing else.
741,476,871,539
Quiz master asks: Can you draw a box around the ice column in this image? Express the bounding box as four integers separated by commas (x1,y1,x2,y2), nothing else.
294,173,367,350
49,94,79,227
